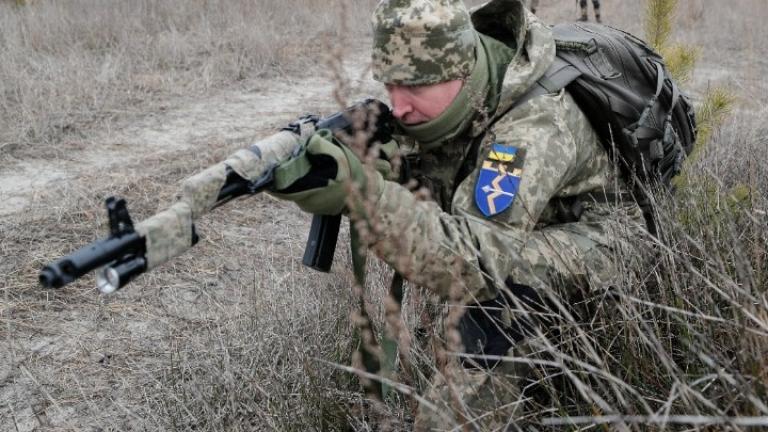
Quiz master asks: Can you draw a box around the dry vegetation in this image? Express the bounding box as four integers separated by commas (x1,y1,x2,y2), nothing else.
1,0,767,431
0,0,376,159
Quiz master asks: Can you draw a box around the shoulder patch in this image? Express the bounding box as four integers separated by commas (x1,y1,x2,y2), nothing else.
474,144,526,217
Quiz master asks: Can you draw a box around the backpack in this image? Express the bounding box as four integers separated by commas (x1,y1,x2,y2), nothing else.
512,23,698,231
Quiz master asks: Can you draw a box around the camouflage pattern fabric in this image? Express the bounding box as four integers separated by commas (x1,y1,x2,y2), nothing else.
136,202,194,270
364,4,646,430
180,162,228,220
225,131,301,182
137,130,302,272
371,0,477,85
414,338,544,430
374,86,643,302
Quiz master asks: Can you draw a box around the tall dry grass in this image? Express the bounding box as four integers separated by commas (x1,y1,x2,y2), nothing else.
0,0,376,159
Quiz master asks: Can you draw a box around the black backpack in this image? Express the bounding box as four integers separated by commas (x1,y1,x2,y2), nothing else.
513,23,698,230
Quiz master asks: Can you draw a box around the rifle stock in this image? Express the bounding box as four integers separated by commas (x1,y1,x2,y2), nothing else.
39,99,393,292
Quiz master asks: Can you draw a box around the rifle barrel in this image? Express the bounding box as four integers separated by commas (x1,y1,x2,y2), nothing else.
39,232,144,289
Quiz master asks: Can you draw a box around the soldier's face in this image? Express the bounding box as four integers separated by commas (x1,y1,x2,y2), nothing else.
386,80,464,125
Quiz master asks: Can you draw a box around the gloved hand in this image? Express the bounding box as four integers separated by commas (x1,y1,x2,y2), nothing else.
271,129,397,215
374,139,401,182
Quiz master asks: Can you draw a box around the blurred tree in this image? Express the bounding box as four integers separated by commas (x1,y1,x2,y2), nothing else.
644,0,733,163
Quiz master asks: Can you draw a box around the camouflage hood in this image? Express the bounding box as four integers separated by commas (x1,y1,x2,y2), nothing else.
470,0,557,119
407,1,556,142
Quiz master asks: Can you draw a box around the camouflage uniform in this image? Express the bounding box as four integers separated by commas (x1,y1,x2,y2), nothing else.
371,0,643,429
579,0,601,22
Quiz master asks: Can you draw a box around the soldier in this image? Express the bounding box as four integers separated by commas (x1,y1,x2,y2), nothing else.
270,0,644,429
579,0,601,22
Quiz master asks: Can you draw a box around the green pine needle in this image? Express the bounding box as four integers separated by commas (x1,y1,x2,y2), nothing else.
661,43,699,84
645,0,678,51
693,87,736,159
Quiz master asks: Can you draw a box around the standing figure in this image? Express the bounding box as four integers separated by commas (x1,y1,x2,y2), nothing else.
579,0,601,22
528,0,539,14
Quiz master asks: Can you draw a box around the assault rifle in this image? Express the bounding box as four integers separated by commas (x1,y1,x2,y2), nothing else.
39,99,393,294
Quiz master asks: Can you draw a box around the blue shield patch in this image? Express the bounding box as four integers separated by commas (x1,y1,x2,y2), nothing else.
474,145,525,217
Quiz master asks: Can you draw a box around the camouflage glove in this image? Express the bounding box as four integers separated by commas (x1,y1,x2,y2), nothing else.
374,139,401,182
271,129,389,215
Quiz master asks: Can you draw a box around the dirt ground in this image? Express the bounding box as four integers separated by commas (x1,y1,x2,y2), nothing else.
2,1,767,431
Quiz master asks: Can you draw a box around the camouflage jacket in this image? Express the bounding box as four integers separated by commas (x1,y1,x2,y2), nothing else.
367,10,641,303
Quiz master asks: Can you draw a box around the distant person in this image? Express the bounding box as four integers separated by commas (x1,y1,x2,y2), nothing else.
579,0,601,22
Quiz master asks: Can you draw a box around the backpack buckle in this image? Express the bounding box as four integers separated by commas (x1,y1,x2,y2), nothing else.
650,139,664,161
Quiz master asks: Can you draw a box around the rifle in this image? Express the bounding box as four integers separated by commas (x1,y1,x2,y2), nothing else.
39,99,394,293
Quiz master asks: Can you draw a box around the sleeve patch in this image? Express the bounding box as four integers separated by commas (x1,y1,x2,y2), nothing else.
474,144,526,217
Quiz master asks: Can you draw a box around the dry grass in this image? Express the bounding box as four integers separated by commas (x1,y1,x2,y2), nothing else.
0,0,376,159
2,0,767,431
1,137,376,430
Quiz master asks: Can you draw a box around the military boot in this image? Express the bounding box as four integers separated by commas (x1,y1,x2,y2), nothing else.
594,7,602,23
579,6,588,21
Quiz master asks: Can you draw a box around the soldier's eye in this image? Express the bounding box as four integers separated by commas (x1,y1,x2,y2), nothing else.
409,85,429,96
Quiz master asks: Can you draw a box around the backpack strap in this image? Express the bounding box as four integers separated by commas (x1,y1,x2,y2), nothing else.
668,74,681,111
635,61,666,130
496,58,582,123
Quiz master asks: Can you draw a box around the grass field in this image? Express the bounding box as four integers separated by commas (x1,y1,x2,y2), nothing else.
1,0,766,430
0,0,377,160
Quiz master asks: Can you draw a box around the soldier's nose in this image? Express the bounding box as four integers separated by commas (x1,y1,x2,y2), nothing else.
387,86,413,120
392,102,413,120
